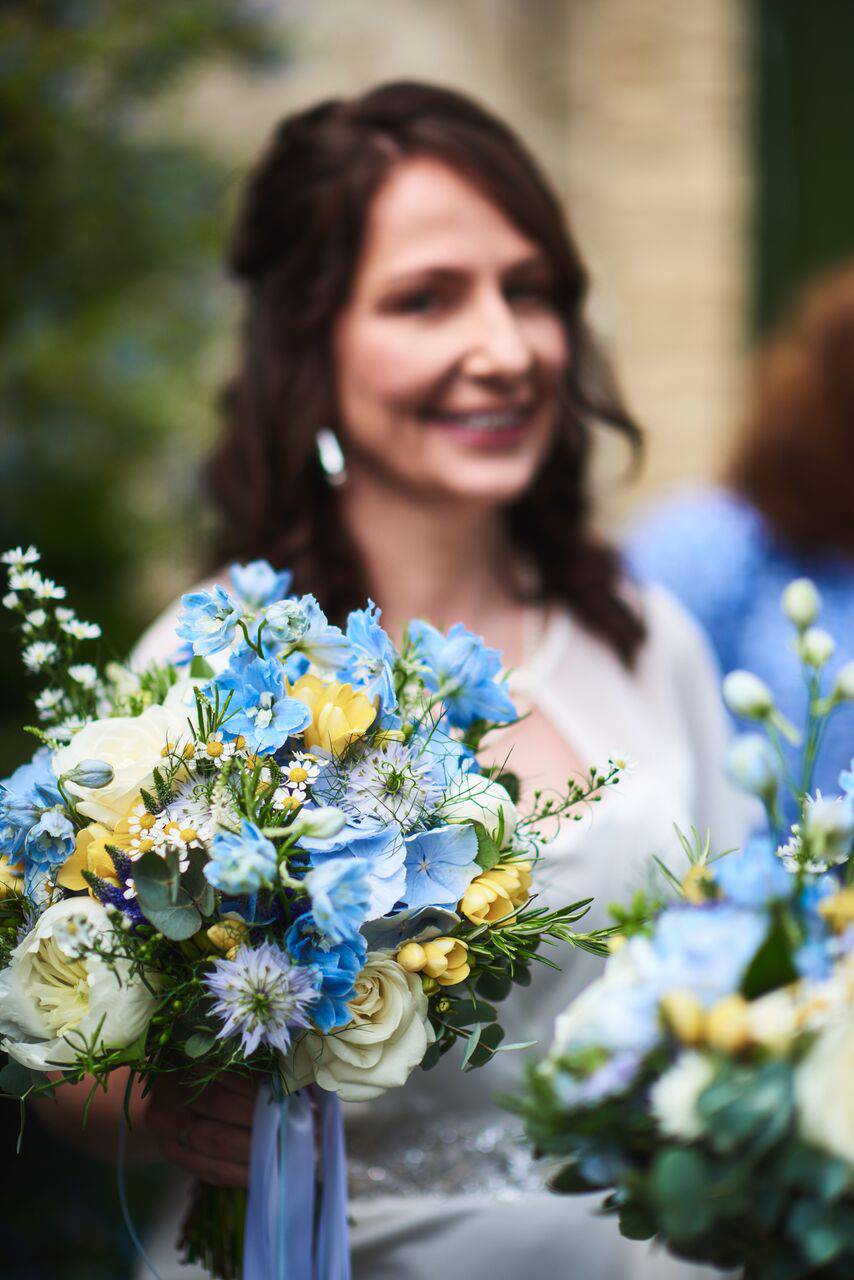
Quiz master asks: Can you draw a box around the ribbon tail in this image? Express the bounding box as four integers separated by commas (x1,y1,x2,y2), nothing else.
315,1088,352,1280
244,1085,316,1280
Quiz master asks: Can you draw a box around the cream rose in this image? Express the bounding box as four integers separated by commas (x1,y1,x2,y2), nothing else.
0,898,157,1072
53,703,189,827
650,1051,716,1140
440,774,517,845
794,1014,854,1164
282,952,434,1102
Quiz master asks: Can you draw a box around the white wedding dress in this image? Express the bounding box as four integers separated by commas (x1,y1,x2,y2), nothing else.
131,583,749,1280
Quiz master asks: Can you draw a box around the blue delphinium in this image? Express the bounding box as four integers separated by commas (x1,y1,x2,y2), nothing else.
292,596,352,671
24,808,75,871
0,749,64,864
412,719,478,787
229,560,292,609
285,915,366,1033
204,821,278,894
176,585,243,657
305,856,371,945
213,654,311,754
205,942,320,1055
340,602,397,711
403,824,479,910
301,817,406,918
714,836,791,909
409,619,517,729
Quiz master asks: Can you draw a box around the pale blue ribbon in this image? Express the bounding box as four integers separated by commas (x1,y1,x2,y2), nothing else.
244,1082,351,1280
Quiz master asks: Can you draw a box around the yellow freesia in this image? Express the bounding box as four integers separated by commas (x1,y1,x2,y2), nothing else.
396,937,470,987
289,674,376,755
458,860,532,926
206,913,250,960
0,856,23,899
56,794,140,893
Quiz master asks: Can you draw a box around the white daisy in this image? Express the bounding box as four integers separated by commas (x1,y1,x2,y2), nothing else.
9,568,42,592
33,577,66,600
2,545,40,568
61,619,102,640
2,592,20,610
69,663,99,690
23,640,58,671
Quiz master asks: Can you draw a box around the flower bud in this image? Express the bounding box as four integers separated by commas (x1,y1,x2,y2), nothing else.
396,942,427,973
832,661,854,702
420,937,470,985
289,806,347,839
660,989,704,1045
803,796,854,863
722,671,775,720
704,994,749,1053
63,759,114,789
725,734,778,800
781,578,821,629
796,627,835,670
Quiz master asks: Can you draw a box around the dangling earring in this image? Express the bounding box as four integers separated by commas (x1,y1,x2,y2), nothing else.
316,427,348,487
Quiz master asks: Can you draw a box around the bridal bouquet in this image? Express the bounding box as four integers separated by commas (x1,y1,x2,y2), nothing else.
0,548,616,1280
517,579,853,1280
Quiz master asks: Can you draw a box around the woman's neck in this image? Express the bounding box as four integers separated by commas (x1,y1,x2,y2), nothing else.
338,470,520,643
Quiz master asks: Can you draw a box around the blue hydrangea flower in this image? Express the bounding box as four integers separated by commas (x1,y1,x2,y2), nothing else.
0,749,63,863
176,585,243,657
305,856,371,944
24,808,75,871
285,914,366,1032
649,905,768,1006
409,620,517,729
229,560,292,609
301,817,406,918
714,837,791,909
411,720,478,787
402,824,479,910
213,654,311,753
205,942,320,1054
340,602,397,710
204,820,278,894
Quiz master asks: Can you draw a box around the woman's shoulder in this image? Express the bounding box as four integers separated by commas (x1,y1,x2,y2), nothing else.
130,569,229,670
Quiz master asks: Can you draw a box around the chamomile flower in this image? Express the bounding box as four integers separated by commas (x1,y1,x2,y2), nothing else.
61,619,101,641
23,641,58,671
69,664,99,690
54,607,75,623
32,577,66,601
2,545,40,568
195,731,236,769
607,750,637,775
10,569,43,593
281,751,321,793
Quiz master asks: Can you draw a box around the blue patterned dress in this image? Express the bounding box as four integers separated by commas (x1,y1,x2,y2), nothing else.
625,486,854,822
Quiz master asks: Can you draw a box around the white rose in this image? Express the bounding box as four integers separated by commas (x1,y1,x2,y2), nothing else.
650,1051,716,1140
440,774,517,845
794,1015,854,1164
53,703,189,826
0,898,156,1073
282,952,434,1102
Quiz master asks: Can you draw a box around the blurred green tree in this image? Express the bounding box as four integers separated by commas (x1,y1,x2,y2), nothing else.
0,1,284,773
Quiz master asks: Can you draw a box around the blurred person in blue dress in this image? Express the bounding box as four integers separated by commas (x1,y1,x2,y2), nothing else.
627,264,854,820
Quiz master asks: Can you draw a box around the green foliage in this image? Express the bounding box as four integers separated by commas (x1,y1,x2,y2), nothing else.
133,846,213,939
0,0,283,771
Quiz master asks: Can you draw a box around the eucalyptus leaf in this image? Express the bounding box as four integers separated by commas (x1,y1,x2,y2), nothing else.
443,998,498,1027
184,1031,217,1059
0,1060,39,1098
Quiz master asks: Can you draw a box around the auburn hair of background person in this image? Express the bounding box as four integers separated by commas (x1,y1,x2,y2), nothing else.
730,264,854,556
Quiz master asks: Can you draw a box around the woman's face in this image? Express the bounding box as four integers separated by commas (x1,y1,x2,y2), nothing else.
332,156,570,508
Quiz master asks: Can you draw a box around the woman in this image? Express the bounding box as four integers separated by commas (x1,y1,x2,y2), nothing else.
627,264,854,818
48,82,747,1277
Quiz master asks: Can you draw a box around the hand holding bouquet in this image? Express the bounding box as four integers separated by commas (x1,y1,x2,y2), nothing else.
0,548,618,1279
517,578,853,1280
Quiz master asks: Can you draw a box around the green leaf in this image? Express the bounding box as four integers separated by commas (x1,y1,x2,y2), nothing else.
473,822,501,871
189,656,214,679
134,850,201,940
616,1200,657,1241
420,1040,443,1072
442,998,498,1027
461,1022,483,1068
548,1160,599,1194
699,1060,793,1157
462,1022,505,1070
475,969,512,1001
741,918,799,999
182,848,215,918
184,1031,217,1059
494,771,520,804
650,1148,718,1241
0,1060,39,1098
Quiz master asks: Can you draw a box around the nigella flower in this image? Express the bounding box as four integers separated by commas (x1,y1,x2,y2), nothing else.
212,654,311,754
409,619,517,729
229,560,292,610
340,602,397,711
338,738,443,829
205,942,320,1055
176,584,243,657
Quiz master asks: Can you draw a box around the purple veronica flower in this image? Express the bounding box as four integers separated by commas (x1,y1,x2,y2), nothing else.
204,942,320,1055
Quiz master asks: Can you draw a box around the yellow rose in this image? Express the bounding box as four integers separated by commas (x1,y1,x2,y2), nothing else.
0,856,23,899
289,675,376,755
659,989,705,1045
458,861,531,926
56,794,140,894
396,937,470,986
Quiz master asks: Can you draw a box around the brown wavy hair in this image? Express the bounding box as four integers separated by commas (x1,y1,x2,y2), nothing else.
208,81,646,662
730,263,854,555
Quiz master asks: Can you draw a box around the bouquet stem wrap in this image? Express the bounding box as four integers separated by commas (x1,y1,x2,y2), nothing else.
244,1082,351,1280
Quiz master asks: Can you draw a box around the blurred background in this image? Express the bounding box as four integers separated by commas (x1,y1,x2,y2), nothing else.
1,1,853,1274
